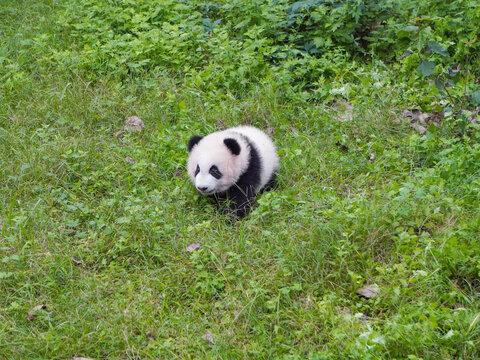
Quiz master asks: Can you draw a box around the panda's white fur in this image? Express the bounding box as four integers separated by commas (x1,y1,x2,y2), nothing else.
187,126,279,216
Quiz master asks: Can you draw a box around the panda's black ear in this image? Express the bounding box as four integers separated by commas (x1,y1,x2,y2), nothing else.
187,135,203,152
224,138,241,155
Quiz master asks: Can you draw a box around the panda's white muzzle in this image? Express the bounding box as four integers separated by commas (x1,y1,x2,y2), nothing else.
195,174,217,195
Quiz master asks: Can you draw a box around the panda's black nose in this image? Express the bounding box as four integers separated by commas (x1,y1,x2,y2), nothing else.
197,186,208,192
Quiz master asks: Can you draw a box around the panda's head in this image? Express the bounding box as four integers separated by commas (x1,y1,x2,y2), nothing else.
187,132,249,195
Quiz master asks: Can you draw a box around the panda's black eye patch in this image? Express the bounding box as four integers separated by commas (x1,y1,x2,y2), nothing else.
195,165,200,176
209,165,222,179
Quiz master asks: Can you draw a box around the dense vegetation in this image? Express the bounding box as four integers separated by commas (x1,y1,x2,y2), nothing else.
1,0,479,358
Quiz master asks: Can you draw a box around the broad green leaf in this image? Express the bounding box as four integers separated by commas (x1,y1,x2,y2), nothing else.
417,60,435,77
434,79,445,96
428,40,448,57
446,79,456,87
402,25,419,32
397,25,419,38
472,90,480,105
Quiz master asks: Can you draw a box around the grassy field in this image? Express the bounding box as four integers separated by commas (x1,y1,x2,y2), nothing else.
1,0,479,358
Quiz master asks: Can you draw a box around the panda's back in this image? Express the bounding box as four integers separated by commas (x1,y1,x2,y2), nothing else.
227,126,279,191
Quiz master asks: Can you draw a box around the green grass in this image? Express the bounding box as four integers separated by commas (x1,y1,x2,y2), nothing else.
1,0,480,359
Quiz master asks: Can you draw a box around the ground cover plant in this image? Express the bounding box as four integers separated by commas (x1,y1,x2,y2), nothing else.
1,0,479,358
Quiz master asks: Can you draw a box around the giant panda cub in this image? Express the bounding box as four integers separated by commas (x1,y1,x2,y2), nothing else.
187,126,279,218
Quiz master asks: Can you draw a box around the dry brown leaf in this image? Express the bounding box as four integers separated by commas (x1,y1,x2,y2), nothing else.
174,169,184,178
428,110,444,125
27,304,46,321
401,108,445,133
402,109,428,123
467,106,480,124
417,113,429,124
216,118,226,129
356,313,370,323
391,112,403,123
300,294,313,308
335,111,353,122
185,243,201,252
335,98,353,110
356,285,381,299
202,330,215,345
333,98,354,122
124,157,136,164
125,116,144,132
398,51,411,61
72,256,83,266
115,131,126,144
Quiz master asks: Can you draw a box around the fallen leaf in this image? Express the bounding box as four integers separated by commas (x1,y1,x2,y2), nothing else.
467,106,480,124
185,243,201,252
174,169,184,178
125,116,144,132
27,304,47,321
398,51,411,61
300,294,313,308
289,126,298,135
335,98,353,110
401,108,444,133
333,98,354,122
124,157,136,164
402,108,428,123
338,307,351,315
391,116,403,123
355,312,370,323
73,357,95,360
202,330,215,345
356,285,381,299
417,112,429,124
335,111,353,122
401,109,412,118
72,256,83,266
216,118,225,129
428,110,444,125
267,127,275,137
115,131,126,144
